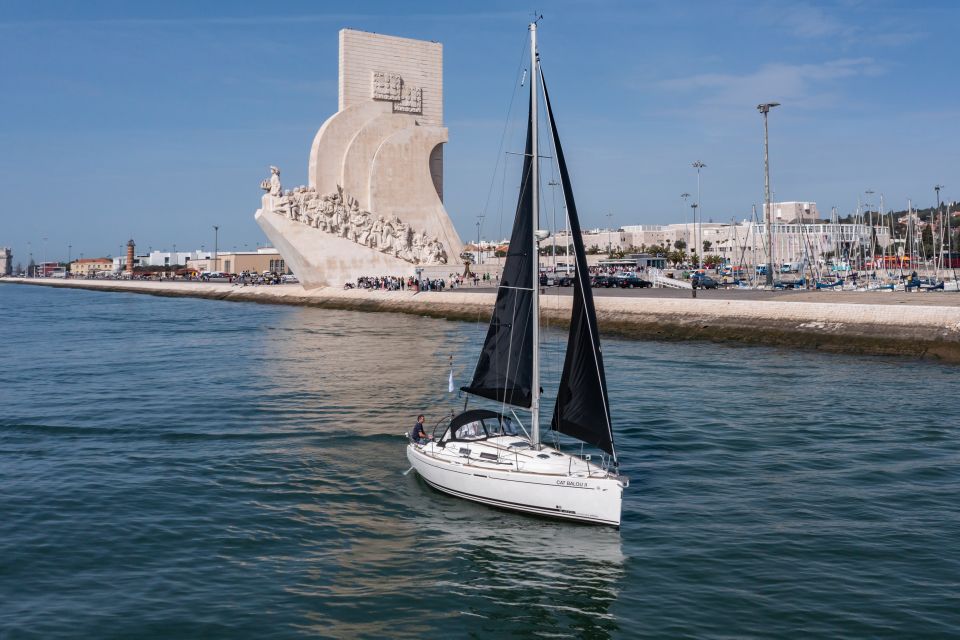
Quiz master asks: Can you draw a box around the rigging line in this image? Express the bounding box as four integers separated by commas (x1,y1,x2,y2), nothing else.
495,33,533,245
482,30,533,222
486,144,536,414
541,64,616,463
498,289,519,418
543,96,563,396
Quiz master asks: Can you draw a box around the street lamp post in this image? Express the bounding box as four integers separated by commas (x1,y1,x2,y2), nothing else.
213,225,219,272
690,203,698,264
692,161,705,269
681,193,691,254
757,102,780,286
476,215,485,266
606,212,614,255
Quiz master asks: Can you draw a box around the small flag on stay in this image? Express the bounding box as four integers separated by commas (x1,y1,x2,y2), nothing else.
448,367,454,393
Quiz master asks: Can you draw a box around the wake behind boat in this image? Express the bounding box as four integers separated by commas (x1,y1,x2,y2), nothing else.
407,20,628,527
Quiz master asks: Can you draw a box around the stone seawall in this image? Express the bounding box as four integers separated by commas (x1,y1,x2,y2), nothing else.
5,278,960,363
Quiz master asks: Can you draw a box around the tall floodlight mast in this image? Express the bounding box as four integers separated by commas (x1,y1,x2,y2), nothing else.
692,162,706,268
757,102,780,286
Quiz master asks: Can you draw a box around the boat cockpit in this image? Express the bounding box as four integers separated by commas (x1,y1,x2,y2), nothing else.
432,409,525,446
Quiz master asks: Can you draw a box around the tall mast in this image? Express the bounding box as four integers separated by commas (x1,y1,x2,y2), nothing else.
529,20,541,449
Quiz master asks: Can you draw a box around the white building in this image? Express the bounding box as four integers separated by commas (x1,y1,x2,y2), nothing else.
140,250,213,267
543,218,891,269
763,202,819,224
113,249,213,272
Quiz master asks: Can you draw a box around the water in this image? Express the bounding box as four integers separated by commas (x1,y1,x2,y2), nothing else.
1,284,959,639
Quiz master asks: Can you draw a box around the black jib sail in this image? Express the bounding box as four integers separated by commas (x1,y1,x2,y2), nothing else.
461,89,535,408
542,71,616,459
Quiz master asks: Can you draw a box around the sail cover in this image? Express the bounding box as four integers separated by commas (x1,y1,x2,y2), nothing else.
461,89,535,408
542,72,616,458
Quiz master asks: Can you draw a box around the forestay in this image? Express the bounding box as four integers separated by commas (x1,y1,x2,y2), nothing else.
542,70,617,460
461,95,536,409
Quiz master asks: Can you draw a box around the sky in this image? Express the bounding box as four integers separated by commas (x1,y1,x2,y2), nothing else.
1,0,958,264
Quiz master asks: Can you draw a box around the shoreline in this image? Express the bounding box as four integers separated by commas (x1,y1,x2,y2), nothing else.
5,277,960,364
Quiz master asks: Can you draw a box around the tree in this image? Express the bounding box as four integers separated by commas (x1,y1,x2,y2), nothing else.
586,244,601,255
674,239,687,251
704,254,724,268
702,240,713,253
667,250,686,265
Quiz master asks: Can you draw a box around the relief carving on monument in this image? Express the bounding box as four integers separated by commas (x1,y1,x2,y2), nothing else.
372,71,402,101
260,167,447,265
395,86,422,113
371,71,422,114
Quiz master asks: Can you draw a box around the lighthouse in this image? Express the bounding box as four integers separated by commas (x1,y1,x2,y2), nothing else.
126,239,135,276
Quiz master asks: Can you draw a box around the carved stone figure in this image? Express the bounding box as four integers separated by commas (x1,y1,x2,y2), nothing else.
266,166,283,196
260,179,447,265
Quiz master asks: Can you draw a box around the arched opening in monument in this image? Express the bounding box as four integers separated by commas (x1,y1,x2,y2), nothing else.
429,144,444,202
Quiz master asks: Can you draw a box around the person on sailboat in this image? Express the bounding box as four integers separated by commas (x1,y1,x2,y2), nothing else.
410,415,432,444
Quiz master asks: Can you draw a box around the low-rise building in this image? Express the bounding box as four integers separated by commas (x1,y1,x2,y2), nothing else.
36,262,65,277
190,247,289,274
70,258,113,277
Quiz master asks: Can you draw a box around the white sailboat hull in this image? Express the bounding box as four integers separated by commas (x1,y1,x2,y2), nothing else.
407,440,625,527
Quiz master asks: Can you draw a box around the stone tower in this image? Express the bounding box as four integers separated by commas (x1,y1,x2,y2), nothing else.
126,239,135,276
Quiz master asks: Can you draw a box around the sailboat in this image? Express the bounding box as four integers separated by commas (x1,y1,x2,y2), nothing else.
406,21,628,527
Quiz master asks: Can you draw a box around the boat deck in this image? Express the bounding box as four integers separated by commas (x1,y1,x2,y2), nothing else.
415,436,615,479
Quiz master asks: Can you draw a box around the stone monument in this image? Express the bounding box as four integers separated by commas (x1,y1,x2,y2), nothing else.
254,29,464,288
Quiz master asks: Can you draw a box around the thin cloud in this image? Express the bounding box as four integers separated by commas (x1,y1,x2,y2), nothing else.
0,11,523,29
754,1,923,46
658,57,882,107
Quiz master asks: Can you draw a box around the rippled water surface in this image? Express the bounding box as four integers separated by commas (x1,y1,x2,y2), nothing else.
2,284,959,638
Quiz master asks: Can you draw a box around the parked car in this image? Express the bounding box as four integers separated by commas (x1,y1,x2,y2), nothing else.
691,273,719,289
613,273,651,289
281,274,299,284
557,274,576,287
591,275,614,288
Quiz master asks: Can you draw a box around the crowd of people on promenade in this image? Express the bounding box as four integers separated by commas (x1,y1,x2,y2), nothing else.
351,275,446,291
351,271,499,292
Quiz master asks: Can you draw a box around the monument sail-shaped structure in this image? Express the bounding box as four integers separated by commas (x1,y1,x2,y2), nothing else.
405,22,627,527
254,29,463,288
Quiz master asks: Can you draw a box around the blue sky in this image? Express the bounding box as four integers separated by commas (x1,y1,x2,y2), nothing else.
1,0,958,263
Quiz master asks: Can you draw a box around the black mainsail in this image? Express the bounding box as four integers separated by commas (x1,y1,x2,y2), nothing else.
461,92,536,408
542,71,616,459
